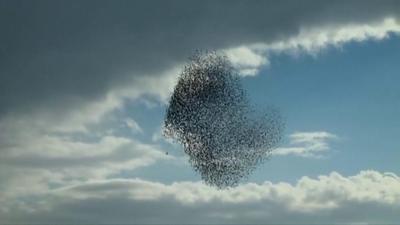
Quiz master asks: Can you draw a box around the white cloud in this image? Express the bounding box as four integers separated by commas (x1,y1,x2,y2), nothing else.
265,17,400,54
273,131,338,158
225,46,269,76
0,128,176,208
228,17,400,76
2,170,399,224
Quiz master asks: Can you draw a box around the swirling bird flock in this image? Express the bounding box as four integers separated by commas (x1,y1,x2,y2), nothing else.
164,51,284,188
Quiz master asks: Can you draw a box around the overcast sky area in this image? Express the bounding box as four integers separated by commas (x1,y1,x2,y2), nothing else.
1,0,400,224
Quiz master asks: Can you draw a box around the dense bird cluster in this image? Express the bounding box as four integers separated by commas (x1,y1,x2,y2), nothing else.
164,51,283,188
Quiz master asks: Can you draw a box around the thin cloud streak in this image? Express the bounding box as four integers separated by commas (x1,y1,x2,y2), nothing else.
273,131,338,158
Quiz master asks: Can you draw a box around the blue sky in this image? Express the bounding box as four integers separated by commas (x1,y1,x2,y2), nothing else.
1,1,400,224
250,36,400,181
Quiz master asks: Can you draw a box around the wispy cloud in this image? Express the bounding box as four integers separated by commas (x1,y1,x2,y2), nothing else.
124,118,143,134
227,18,400,76
273,131,338,158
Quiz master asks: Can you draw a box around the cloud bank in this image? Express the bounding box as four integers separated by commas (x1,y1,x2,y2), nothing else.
1,170,399,224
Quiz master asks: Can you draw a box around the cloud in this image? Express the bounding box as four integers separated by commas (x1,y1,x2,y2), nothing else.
1,170,399,224
260,17,400,53
0,127,174,205
1,1,400,120
227,18,400,76
273,131,338,158
225,46,269,76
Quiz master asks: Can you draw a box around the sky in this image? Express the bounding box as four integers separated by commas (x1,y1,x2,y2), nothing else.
1,0,400,224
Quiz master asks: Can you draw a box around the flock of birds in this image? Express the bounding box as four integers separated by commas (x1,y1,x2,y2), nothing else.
164,51,284,188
